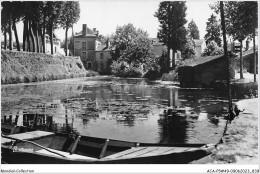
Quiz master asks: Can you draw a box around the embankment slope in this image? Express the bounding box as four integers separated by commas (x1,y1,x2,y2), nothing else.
1,50,87,84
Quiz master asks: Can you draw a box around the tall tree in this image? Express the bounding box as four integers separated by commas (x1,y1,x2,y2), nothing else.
204,14,222,47
46,1,64,54
60,1,80,56
211,1,258,80
110,23,158,70
220,1,233,122
154,1,187,70
2,1,13,50
1,2,9,50
61,36,74,55
188,19,200,39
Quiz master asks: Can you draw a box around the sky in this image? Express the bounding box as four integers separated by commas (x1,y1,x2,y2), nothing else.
13,0,216,42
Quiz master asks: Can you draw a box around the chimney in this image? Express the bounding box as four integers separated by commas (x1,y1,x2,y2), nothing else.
93,28,96,33
106,40,110,48
246,40,249,50
83,24,87,35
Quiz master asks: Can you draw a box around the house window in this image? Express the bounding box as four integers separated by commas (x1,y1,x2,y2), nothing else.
82,52,86,59
82,42,86,49
100,53,103,59
87,62,92,69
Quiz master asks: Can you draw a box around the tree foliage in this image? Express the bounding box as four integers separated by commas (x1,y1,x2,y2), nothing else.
61,36,74,55
154,1,188,69
188,19,200,39
1,1,80,55
204,14,222,47
60,1,80,56
181,40,195,59
110,23,158,71
202,40,223,57
210,1,258,79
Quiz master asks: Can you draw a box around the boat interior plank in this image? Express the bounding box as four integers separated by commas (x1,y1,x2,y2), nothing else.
104,147,147,159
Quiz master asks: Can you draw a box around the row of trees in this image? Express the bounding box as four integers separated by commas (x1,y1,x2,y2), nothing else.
1,1,80,55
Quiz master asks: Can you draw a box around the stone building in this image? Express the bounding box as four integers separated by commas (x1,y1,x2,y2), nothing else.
74,24,112,73
74,24,98,70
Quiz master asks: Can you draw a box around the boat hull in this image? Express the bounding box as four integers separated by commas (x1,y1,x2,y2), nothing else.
1,146,212,164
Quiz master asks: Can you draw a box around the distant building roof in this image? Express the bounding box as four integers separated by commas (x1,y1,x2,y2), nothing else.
193,39,204,47
96,44,109,51
151,38,163,46
75,24,98,37
182,54,224,67
235,48,258,59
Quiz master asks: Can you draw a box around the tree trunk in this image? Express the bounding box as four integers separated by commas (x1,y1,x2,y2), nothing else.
72,25,74,56
12,17,20,51
26,21,31,52
253,31,256,82
29,20,36,52
65,26,69,56
167,46,170,73
172,50,176,69
35,23,40,53
220,1,233,122
8,11,13,50
42,10,46,53
38,27,43,52
50,20,54,55
4,28,7,50
23,20,28,51
239,40,243,79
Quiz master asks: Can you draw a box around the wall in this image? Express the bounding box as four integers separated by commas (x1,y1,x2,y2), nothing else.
1,50,87,84
74,36,96,70
95,50,112,74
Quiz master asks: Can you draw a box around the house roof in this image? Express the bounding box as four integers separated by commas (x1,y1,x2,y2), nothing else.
151,38,163,46
235,48,258,59
96,44,107,51
74,27,97,37
193,39,204,47
182,54,224,67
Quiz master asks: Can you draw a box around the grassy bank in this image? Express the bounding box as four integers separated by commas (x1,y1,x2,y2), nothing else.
1,50,98,84
209,98,258,164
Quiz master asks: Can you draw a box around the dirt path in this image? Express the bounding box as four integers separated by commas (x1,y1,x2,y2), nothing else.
209,98,258,164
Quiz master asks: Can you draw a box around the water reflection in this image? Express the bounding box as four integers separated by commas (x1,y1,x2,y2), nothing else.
1,77,229,144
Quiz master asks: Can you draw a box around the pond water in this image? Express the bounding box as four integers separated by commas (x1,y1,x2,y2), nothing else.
1,77,232,144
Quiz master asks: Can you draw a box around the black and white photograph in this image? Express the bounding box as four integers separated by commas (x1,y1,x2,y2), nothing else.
1,0,259,173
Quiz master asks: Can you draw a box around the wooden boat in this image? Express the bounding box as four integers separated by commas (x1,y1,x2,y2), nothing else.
1,131,215,164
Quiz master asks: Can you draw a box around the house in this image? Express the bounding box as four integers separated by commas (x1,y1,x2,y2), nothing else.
178,53,236,88
193,39,206,58
74,24,113,73
26,33,61,54
234,48,258,74
74,24,98,70
95,40,112,74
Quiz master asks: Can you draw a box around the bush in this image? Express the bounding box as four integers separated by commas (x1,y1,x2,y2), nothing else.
111,61,142,78
76,62,82,69
202,41,223,57
32,75,38,82
86,70,99,77
161,70,178,81
24,76,31,83
143,69,161,80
